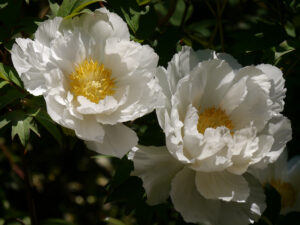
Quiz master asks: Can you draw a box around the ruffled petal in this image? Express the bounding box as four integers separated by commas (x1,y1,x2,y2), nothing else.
130,145,183,205
256,64,286,115
35,17,63,46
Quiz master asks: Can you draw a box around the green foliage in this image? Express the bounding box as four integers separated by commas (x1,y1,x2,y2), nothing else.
0,63,23,88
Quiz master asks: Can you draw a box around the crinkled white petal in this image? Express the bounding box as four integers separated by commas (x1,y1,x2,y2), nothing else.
170,167,220,224
11,38,53,95
35,17,63,46
227,126,259,175
50,30,88,74
195,171,249,202
256,64,286,115
85,123,138,158
130,145,183,205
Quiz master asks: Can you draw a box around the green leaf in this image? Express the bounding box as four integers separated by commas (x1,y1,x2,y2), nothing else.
41,218,77,225
0,88,26,110
49,0,60,16
121,7,139,34
285,21,296,37
10,112,33,146
170,0,193,26
0,117,10,130
57,0,77,17
0,63,23,88
64,8,92,20
105,217,127,225
35,110,63,146
71,0,102,14
0,3,8,9
136,0,151,6
0,80,9,88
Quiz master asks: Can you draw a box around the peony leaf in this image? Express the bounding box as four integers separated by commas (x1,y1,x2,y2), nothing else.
0,80,9,89
10,111,33,147
71,0,104,14
49,0,60,16
0,63,23,88
57,0,77,17
136,0,151,6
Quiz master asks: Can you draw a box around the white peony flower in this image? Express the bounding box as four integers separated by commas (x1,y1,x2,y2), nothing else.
252,150,300,214
11,8,163,158
130,46,292,224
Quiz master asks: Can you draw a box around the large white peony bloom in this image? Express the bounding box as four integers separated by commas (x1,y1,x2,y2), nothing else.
252,150,300,214
11,8,163,158
130,46,292,224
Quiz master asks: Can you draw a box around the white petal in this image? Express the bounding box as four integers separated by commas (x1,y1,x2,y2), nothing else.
230,67,271,132
44,93,65,125
93,8,130,41
166,46,204,94
195,171,250,202
227,126,259,175
170,167,220,224
218,173,266,225
77,96,119,115
50,30,87,74
191,59,235,109
156,66,172,102
220,76,248,114
131,145,183,205
104,38,158,74
11,39,32,74
254,116,292,168
216,52,242,70
73,116,105,142
256,64,286,114
35,17,63,46
11,39,52,95
85,123,138,158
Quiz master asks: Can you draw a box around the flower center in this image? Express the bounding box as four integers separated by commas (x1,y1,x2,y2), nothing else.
197,107,234,134
269,179,297,209
69,59,116,104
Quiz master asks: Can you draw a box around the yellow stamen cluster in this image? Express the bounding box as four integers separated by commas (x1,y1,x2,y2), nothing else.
69,59,116,104
270,179,297,209
197,107,234,134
